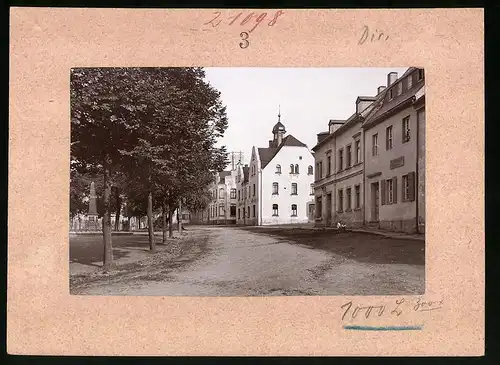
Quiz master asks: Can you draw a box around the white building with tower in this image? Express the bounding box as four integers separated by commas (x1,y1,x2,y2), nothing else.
236,111,315,225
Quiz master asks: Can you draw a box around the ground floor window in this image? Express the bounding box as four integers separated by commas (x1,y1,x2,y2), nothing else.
272,204,279,216
247,206,250,217
238,208,240,219
355,185,361,209
252,205,256,217
291,204,297,216
316,197,322,218
219,204,225,217
346,187,352,210
338,189,343,212
230,204,236,217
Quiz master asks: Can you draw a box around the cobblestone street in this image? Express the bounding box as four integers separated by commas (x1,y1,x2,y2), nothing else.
70,226,425,296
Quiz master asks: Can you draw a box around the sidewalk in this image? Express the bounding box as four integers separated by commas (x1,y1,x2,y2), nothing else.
350,228,425,241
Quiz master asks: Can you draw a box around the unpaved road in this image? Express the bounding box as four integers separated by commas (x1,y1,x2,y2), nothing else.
70,226,424,296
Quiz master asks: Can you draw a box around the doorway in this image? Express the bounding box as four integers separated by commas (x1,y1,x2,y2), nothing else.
326,193,332,224
371,182,379,222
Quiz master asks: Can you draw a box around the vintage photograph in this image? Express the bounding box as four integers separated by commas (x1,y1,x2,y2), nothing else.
70,67,426,296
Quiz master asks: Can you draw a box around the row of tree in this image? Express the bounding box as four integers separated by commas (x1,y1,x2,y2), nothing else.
70,67,229,271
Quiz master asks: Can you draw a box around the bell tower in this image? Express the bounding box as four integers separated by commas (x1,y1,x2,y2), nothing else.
272,105,286,147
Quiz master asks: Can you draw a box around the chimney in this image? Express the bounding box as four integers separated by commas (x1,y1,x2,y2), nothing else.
317,132,329,144
269,140,274,148
377,85,386,94
387,72,398,87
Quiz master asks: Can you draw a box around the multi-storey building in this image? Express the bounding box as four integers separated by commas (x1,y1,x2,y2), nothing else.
362,67,425,234
236,115,315,225
312,67,425,234
312,93,382,227
205,170,238,225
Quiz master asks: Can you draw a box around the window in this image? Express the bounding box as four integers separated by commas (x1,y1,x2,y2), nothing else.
319,161,323,179
407,75,413,89
338,148,344,171
418,69,424,80
219,188,224,199
315,162,319,180
247,206,250,217
402,172,415,202
346,187,352,210
219,204,225,216
346,145,352,168
386,125,393,150
389,88,394,99
238,208,240,219
272,204,279,216
338,189,343,212
327,155,331,175
290,164,294,173
372,134,378,156
272,182,279,195
291,204,297,217
299,156,302,160
276,164,281,174
355,185,360,209
397,82,402,95
402,116,411,142
308,165,313,175
387,179,394,204
252,205,256,217
291,183,298,195
295,164,299,174
310,183,314,195
230,204,236,217
355,139,361,164
238,190,240,201
253,184,256,196
230,188,236,199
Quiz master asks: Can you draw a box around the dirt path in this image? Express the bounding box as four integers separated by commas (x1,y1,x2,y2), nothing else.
71,226,424,296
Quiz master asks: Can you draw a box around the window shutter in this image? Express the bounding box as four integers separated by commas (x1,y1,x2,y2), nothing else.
392,177,397,204
380,180,386,205
408,172,416,201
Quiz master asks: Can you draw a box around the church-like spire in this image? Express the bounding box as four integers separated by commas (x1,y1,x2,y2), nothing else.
278,104,281,123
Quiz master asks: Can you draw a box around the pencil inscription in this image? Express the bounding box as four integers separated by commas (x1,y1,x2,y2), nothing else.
358,26,390,45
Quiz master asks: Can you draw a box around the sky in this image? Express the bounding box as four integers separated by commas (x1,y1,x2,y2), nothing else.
204,67,409,167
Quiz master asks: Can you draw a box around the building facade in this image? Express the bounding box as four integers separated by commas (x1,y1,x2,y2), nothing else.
312,68,425,234
362,68,425,234
312,93,382,228
205,170,238,225
236,118,315,225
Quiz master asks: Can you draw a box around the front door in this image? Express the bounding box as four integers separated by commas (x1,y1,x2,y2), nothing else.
371,182,379,222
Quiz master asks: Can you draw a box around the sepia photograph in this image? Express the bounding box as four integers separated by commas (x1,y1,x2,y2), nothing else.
69,67,426,296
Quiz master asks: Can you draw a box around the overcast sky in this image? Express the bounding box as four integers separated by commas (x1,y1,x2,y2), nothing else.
204,67,409,168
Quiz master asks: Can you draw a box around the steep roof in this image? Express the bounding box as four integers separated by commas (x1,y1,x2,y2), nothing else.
258,135,308,169
272,121,286,133
364,68,422,128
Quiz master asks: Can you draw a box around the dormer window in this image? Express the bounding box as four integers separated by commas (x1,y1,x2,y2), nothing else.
407,75,413,89
389,89,394,100
418,69,424,81
397,82,402,96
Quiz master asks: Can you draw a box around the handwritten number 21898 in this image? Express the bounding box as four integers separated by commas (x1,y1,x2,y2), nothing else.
240,32,249,49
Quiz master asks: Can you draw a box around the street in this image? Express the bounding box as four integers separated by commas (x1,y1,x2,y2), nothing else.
70,226,425,296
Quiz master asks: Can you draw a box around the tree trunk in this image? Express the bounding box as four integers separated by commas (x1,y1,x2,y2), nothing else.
102,162,113,271
147,191,155,252
177,199,182,234
168,207,174,238
162,202,167,244
114,188,121,231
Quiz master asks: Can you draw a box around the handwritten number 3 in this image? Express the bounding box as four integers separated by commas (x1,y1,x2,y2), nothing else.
240,32,249,49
